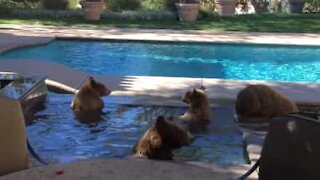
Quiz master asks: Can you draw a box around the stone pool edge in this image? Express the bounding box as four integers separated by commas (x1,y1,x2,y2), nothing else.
2,24,320,48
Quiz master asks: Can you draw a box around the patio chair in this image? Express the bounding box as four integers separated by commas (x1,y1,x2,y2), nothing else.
238,113,320,180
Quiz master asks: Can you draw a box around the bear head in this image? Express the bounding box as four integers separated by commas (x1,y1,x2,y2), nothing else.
86,76,111,97
182,86,207,108
133,116,193,160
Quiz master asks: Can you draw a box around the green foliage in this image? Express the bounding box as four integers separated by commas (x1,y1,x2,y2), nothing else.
304,0,320,12
10,9,82,18
11,0,40,8
68,0,79,9
200,0,214,10
107,0,141,11
42,0,68,10
0,0,24,14
141,0,167,10
102,10,176,20
106,0,176,11
165,0,176,10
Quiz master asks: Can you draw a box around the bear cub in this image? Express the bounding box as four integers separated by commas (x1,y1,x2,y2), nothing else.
235,84,298,119
133,116,193,160
70,76,111,123
180,85,210,130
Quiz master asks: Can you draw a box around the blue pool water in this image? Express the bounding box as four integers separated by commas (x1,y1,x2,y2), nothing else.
27,93,246,165
1,40,320,82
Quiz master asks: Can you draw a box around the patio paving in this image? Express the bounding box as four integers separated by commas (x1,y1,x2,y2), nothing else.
0,159,257,180
1,24,320,48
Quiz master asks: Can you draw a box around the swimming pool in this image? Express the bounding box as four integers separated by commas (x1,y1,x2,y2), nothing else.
1,40,320,82
27,93,246,165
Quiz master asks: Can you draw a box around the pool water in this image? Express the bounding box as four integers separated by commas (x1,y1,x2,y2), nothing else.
27,93,246,165
1,40,320,82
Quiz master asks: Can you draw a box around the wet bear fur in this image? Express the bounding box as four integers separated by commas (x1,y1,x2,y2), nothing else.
180,85,210,130
235,84,298,119
133,116,193,160
70,76,111,123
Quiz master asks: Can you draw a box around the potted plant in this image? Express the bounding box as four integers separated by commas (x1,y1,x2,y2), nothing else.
215,0,237,16
282,0,306,13
175,0,200,22
80,0,104,21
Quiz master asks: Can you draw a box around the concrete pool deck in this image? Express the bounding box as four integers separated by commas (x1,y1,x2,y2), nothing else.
1,24,320,179
0,159,256,180
1,24,320,46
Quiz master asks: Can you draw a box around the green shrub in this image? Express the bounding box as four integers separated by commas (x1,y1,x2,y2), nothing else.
8,0,40,8
165,0,176,10
140,0,214,11
200,0,215,10
68,0,79,9
304,0,320,12
141,0,176,10
141,0,167,10
107,0,141,11
102,10,176,20
0,0,23,14
42,0,68,10
10,9,83,18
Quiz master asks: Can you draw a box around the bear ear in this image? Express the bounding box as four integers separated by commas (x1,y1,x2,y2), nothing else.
155,116,166,127
167,116,174,121
199,85,206,91
193,89,198,94
89,77,98,88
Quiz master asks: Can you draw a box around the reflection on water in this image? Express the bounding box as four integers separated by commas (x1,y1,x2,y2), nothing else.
0,76,43,99
27,93,246,165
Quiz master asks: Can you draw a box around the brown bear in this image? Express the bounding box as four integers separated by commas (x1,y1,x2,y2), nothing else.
133,116,193,160
235,84,298,119
70,76,111,123
180,85,210,131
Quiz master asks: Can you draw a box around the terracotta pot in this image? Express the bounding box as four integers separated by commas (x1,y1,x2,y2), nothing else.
283,0,306,13
80,0,104,21
215,0,237,16
175,2,200,22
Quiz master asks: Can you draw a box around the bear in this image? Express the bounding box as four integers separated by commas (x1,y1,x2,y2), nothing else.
180,85,210,131
235,84,298,119
70,76,111,123
133,116,193,160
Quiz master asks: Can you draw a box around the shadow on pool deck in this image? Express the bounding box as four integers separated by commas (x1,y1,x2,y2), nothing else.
2,25,320,46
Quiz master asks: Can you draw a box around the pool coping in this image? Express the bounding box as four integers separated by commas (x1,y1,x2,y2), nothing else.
1,24,320,49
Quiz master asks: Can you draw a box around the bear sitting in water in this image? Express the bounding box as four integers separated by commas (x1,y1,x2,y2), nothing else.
70,76,111,123
180,85,210,131
133,116,193,160
235,84,298,119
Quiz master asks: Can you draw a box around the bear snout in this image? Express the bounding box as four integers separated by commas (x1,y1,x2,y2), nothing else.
104,88,112,96
133,151,148,159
